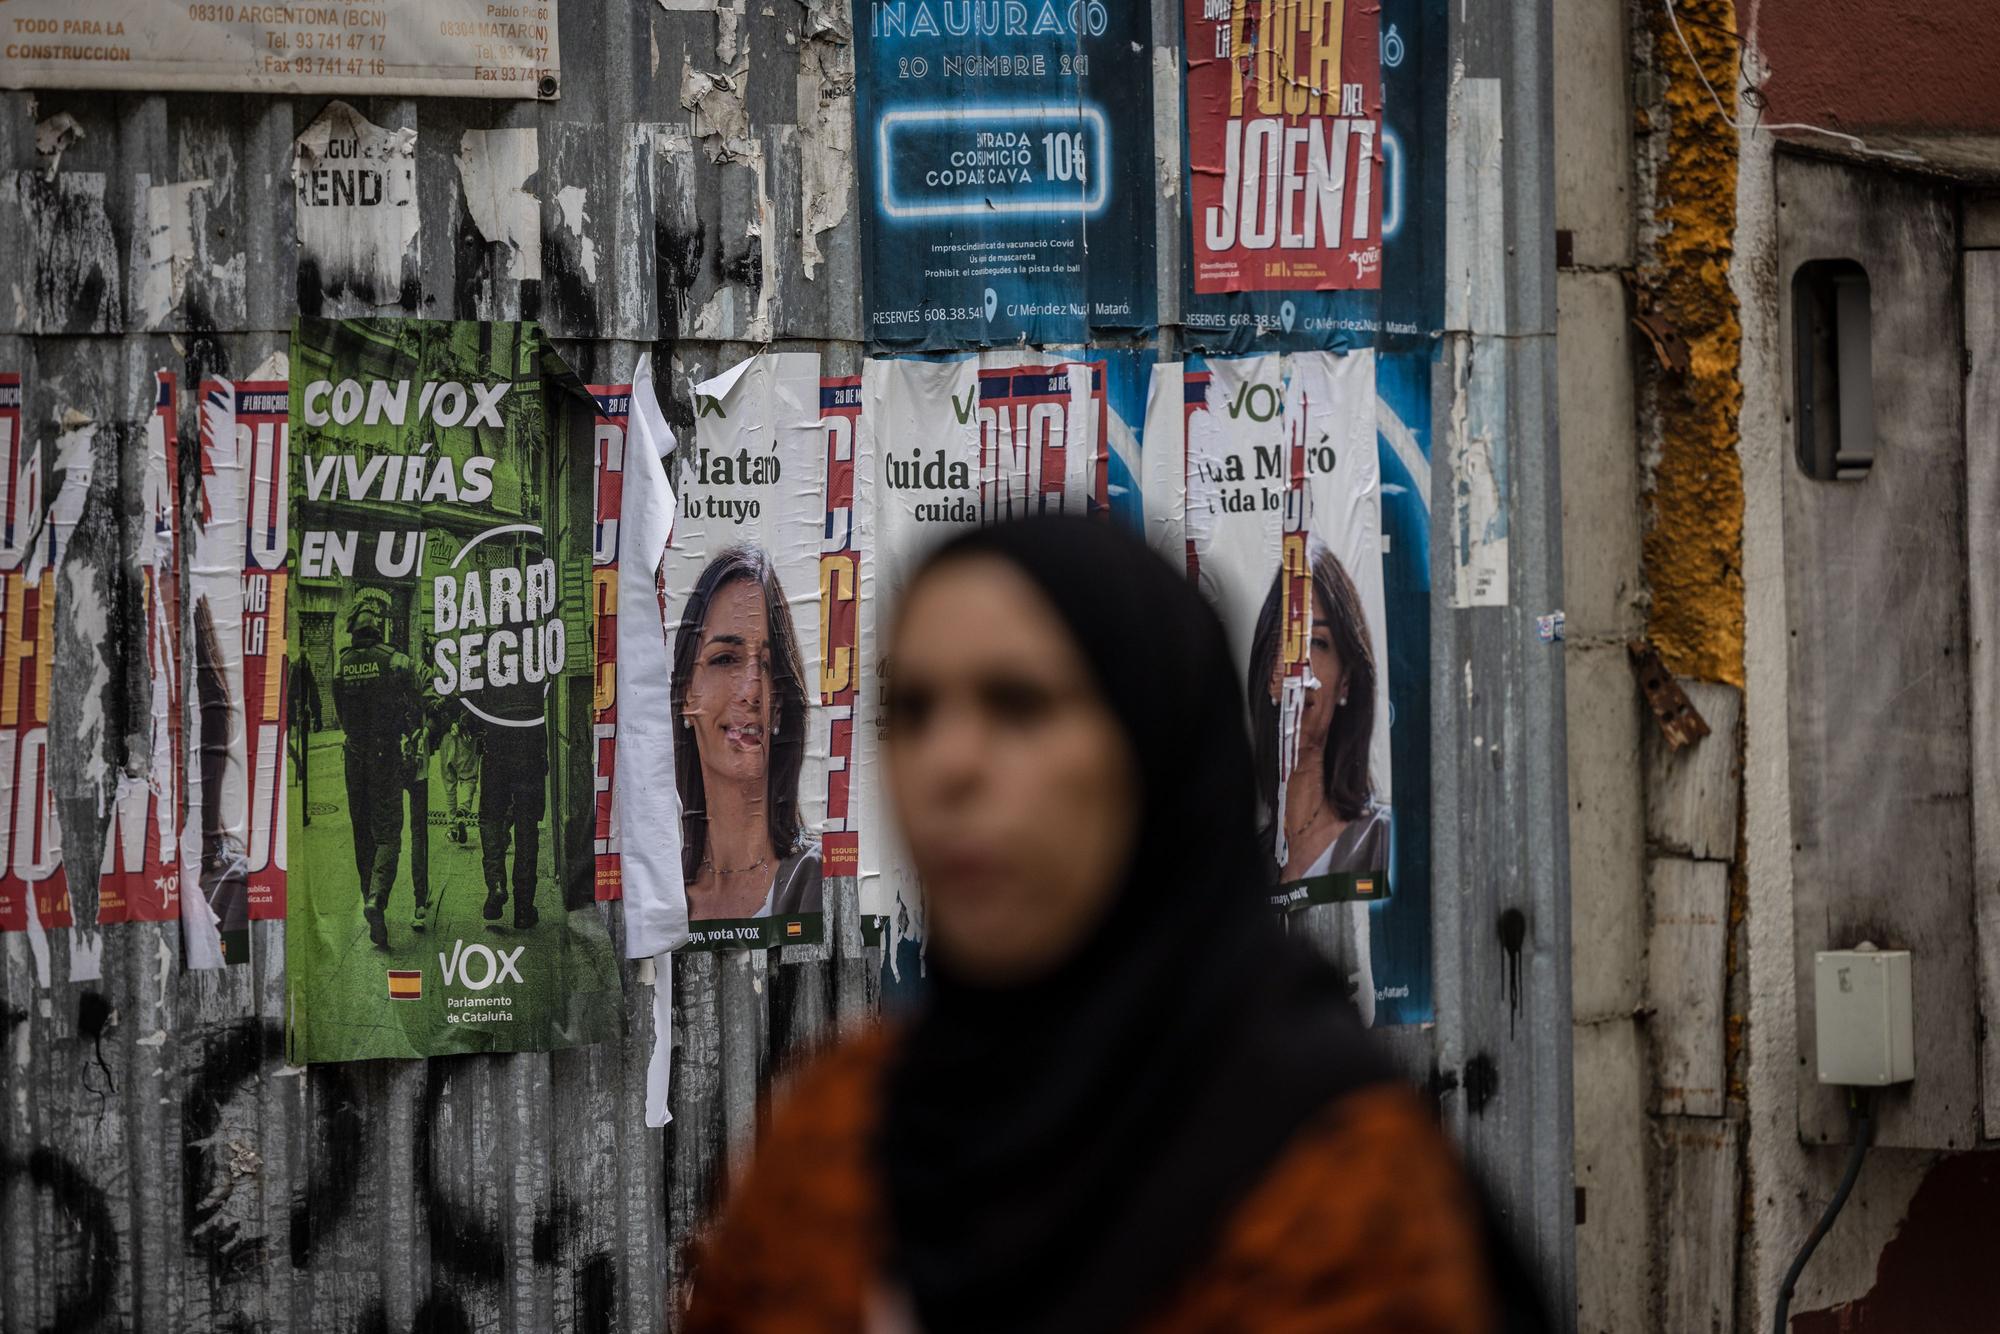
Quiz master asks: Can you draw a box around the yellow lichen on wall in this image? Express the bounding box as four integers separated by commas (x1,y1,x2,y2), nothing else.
1641,0,1745,688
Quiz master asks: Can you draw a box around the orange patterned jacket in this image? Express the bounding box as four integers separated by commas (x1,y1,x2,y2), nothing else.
684,1027,1499,1334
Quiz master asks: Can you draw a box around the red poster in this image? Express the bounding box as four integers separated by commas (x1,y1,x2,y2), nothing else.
100,373,185,924
233,382,291,920
1182,368,1213,581
0,372,68,931
819,377,861,879
974,362,1109,521
590,385,629,901
1185,0,1382,294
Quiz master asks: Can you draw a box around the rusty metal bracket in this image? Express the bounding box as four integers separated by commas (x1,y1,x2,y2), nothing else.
1623,272,1692,375
1628,638,1711,750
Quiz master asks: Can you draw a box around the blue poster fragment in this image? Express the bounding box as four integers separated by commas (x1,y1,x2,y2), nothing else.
855,1,1158,350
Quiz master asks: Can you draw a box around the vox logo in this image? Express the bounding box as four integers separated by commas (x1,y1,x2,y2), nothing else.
439,939,526,990
1226,381,1282,421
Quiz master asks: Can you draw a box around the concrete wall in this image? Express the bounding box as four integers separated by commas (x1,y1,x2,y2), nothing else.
1553,0,1648,1329
1732,5,1956,1325
1559,1,2000,1328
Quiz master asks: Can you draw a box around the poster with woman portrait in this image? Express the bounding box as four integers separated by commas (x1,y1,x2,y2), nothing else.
1146,350,1389,1021
853,354,1110,956
672,353,827,950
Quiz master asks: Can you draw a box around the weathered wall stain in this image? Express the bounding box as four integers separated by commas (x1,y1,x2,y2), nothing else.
1465,1052,1499,1117
1793,1151,2000,1333
1497,906,1526,1038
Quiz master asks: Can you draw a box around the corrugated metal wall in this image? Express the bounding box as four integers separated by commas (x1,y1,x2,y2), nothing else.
0,0,1580,1329
0,4,880,1330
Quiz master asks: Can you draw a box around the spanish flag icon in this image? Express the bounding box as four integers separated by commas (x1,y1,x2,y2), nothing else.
786,920,803,939
1355,878,1377,898
388,970,423,1001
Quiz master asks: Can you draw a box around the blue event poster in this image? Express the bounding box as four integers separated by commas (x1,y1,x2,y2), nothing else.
854,0,1158,350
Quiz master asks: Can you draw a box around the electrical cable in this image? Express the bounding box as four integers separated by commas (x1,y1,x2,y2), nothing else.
1772,1089,1876,1334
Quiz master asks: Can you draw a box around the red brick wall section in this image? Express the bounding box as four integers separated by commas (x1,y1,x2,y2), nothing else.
1755,0,2000,136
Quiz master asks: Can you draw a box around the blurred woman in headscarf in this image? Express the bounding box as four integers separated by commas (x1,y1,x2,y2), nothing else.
684,515,1535,1334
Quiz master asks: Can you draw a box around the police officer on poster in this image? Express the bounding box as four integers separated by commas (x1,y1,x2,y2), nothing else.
331,587,427,948
478,711,548,931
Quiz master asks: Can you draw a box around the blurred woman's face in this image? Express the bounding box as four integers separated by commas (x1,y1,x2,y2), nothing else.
683,577,773,787
1266,588,1346,748
886,557,1139,984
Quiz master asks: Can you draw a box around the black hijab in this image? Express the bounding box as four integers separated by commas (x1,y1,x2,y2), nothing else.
877,516,1395,1334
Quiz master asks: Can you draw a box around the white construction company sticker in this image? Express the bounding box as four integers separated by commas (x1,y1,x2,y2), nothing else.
0,2,560,99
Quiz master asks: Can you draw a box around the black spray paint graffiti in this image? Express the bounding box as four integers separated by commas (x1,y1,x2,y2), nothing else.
1497,906,1526,1039
184,1027,617,1333
1464,1052,1499,1117
180,1018,365,1281
0,1145,120,1332
49,417,143,934
77,989,116,1100
14,1022,622,1333
408,1056,615,1334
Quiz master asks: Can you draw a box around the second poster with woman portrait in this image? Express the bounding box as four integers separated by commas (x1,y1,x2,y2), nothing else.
669,354,828,949
1171,350,1392,1024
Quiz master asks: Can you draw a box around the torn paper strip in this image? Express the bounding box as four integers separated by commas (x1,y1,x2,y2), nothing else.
456,128,543,280
615,356,688,960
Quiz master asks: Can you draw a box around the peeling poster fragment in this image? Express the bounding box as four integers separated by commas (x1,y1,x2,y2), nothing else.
182,381,253,970
1448,345,1509,608
99,374,185,929
32,113,84,176
0,372,63,936
456,128,542,281
7,169,122,333
292,102,418,308
552,185,598,285
590,386,630,903
0,383,86,937
796,27,854,281
140,178,212,327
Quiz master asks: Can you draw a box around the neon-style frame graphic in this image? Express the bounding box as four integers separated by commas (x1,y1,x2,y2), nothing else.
877,104,1111,220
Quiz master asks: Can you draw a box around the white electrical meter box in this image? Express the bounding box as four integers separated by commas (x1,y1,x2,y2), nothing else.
1814,948,1915,1086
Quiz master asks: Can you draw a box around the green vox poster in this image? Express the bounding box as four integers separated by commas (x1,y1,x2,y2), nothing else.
285,318,622,1062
